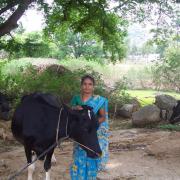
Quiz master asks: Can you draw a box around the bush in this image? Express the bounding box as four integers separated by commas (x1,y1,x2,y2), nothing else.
0,61,107,108
108,79,133,115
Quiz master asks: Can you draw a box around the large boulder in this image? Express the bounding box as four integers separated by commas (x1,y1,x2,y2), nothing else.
132,105,160,127
155,94,177,120
155,94,177,110
117,104,134,118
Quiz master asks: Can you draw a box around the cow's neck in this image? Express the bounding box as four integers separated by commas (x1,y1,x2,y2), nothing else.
56,108,69,141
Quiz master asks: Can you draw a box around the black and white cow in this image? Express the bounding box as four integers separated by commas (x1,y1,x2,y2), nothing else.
11,92,101,180
170,100,180,124
0,92,11,120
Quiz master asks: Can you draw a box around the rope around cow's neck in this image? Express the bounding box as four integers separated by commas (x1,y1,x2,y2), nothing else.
68,137,101,157
56,107,63,147
56,107,101,157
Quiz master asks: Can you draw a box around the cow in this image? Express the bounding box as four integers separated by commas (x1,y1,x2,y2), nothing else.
169,100,180,124
0,92,11,120
11,92,101,180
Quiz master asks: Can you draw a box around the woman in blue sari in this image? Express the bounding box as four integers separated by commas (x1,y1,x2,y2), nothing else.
70,75,109,180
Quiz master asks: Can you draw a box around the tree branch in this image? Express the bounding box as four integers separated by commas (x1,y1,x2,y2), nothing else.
0,0,36,37
0,1,19,15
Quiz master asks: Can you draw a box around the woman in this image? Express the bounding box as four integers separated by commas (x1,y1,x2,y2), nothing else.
70,75,109,180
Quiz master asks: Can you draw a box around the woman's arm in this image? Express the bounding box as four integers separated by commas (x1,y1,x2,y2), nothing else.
98,108,106,124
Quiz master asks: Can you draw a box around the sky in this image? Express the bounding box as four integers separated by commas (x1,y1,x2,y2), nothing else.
19,8,44,32
19,0,53,32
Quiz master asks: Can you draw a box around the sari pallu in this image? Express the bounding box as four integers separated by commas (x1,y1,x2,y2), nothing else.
70,95,109,180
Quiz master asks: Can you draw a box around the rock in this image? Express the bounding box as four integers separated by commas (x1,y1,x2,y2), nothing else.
116,99,141,118
132,105,160,127
46,64,70,75
155,94,177,121
0,128,6,140
131,98,141,111
0,121,14,141
155,94,177,110
117,104,134,118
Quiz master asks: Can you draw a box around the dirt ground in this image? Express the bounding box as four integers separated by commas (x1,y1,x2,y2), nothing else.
1,120,180,180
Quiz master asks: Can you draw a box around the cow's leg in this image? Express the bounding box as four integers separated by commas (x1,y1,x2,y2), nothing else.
24,146,36,180
44,149,54,180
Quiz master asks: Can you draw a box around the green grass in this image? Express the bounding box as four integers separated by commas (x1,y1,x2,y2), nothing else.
127,89,180,106
157,124,180,131
1,57,149,86
59,58,147,86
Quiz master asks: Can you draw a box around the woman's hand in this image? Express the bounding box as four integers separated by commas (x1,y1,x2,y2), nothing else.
72,105,83,110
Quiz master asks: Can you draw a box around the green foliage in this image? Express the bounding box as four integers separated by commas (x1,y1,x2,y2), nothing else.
46,22,127,62
67,66,107,97
152,46,180,91
1,28,127,62
0,65,79,104
22,33,50,57
141,42,157,55
3,38,24,58
123,65,154,90
127,90,155,106
150,7,180,57
1,0,178,62
48,28,105,60
44,1,129,62
0,59,107,107
1,32,52,58
158,124,180,131
108,79,133,113
127,89,180,106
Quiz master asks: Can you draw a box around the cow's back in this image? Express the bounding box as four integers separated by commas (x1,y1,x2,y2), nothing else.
11,96,59,149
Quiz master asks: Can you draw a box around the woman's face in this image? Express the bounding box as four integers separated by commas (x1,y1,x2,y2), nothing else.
81,78,94,95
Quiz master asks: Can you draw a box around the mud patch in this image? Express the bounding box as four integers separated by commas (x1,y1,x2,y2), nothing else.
1,129,180,179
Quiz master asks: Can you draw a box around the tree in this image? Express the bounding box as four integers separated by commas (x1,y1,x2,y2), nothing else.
1,31,51,58
152,46,180,92
48,22,127,61
1,0,179,38
0,0,35,37
52,30,105,60
149,2,180,56
0,0,179,62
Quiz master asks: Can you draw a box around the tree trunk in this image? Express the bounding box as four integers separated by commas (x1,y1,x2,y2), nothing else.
0,0,35,37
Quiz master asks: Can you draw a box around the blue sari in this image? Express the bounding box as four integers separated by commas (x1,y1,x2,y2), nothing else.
70,95,109,180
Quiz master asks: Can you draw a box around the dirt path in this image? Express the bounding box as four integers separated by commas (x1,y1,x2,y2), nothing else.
1,128,180,180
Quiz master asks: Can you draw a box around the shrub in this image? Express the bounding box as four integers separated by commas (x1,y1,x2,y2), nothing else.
108,79,133,115
0,61,107,108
